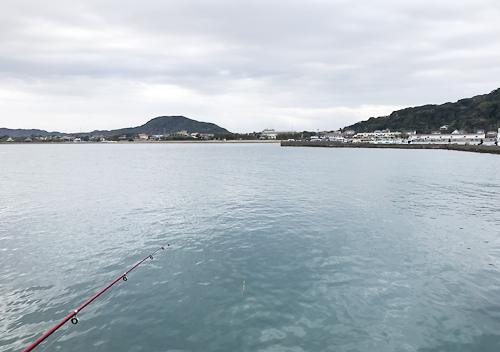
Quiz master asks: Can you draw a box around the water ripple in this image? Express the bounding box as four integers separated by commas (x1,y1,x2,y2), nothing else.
1,144,500,351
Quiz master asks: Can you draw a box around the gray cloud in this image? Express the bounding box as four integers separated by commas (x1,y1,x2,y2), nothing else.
1,0,499,132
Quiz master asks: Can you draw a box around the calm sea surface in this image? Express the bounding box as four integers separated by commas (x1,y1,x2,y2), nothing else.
1,143,500,352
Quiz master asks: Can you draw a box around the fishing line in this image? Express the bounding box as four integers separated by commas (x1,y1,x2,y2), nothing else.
40,287,116,352
22,244,170,352
75,274,123,320
39,278,124,352
38,318,75,352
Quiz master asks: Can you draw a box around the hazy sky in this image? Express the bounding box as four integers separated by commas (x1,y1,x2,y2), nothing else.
1,0,499,133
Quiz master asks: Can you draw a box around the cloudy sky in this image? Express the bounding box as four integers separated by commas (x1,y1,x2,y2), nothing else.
1,0,500,133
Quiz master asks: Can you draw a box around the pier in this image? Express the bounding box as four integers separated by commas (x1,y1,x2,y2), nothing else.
280,141,500,155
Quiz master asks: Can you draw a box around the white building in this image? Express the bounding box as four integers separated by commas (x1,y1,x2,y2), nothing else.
411,133,485,141
354,131,402,139
261,129,277,139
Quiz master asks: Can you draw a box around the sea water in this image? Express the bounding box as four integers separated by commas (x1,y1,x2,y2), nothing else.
1,143,500,352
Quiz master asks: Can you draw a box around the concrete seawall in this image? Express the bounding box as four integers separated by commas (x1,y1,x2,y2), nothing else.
280,141,500,155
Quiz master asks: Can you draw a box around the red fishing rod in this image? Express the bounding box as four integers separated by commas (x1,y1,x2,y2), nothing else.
22,244,170,352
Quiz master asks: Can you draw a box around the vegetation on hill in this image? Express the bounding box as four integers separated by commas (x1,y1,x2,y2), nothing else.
0,128,62,138
91,116,229,135
344,88,500,133
0,116,230,138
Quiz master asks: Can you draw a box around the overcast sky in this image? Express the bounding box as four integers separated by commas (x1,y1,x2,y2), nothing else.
1,0,499,133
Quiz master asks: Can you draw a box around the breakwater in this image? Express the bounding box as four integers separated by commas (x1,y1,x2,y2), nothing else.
281,140,500,154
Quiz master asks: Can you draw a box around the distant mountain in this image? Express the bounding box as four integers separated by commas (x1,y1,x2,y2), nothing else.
0,128,63,138
90,116,230,135
0,116,230,137
344,88,500,133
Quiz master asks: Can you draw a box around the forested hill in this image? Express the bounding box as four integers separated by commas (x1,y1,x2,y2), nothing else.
1,116,230,137
344,88,500,133
0,128,63,137
91,116,230,135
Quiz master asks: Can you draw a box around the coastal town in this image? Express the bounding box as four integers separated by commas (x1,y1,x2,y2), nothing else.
298,127,500,145
1,126,500,144
0,130,217,143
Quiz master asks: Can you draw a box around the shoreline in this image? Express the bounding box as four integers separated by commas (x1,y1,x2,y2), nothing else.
280,140,500,155
0,139,281,145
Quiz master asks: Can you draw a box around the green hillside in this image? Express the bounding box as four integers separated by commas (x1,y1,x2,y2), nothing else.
344,88,500,133
91,116,230,135
1,116,229,138
0,128,62,138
